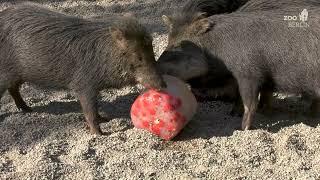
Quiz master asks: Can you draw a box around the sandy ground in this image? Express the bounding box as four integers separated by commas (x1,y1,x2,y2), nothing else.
0,0,320,179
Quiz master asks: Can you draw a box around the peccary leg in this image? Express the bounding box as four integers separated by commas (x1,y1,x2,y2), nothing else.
0,85,6,102
78,92,103,135
0,88,5,120
8,82,32,112
238,78,259,130
309,98,320,117
259,90,273,114
230,97,244,117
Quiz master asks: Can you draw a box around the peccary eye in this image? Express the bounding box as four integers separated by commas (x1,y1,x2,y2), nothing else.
138,57,143,62
130,64,135,72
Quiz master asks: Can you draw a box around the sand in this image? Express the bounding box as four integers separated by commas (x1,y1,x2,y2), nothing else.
0,0,320,179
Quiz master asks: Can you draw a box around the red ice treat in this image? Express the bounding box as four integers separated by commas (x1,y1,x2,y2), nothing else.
131,75,198,140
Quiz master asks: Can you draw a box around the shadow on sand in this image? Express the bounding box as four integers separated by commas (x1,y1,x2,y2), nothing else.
175,96,319,141
0,92,139,154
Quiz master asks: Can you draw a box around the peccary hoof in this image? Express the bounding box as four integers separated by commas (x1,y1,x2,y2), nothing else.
19,106,33,113
90,128,103,135
84,123,103,135
96,115,110,123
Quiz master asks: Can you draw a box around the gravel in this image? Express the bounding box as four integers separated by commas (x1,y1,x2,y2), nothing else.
0,1,319,179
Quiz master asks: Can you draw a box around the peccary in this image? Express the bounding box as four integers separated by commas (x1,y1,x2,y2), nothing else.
158,7,320,130
159,0,320,114
0,3,166,135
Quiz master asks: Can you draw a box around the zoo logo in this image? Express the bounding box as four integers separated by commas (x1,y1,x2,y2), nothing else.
284,9,309,28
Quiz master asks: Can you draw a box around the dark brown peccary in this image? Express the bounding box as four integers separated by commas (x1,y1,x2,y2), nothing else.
0,3,166,135
158,0,320,116
158,7,320,130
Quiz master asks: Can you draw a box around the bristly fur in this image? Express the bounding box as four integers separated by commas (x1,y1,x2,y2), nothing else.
158,6,320,129
162,0,320,103
171,0,248,30
171,0,320,37
0,2,154,91
0,2,164,134
239,0,320,12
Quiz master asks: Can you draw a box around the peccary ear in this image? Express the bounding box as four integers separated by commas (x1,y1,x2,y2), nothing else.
109,27,128,49
162,15,173,29
193,18,213,35
193,12,208,21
